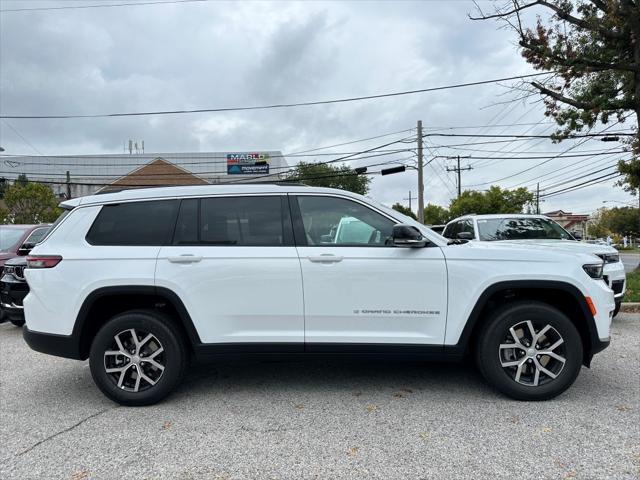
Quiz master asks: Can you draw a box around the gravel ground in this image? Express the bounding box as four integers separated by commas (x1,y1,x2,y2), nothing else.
1,315,639,480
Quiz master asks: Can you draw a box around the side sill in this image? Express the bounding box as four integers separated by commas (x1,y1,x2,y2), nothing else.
193,342,464,362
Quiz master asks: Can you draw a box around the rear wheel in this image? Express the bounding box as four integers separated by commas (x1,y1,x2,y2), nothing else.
89,310,187,406
475,301,583,401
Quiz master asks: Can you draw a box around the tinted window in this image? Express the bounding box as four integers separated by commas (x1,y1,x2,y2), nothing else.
460,219,475,237
199,196,286,246
0,227,29,252
23,227,50,245
477,217,573,241
173,199,198,245
296,196,395,246
86,200,179,246
442,221,459,239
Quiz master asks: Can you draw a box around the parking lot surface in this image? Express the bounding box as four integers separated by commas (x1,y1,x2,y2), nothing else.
1,315,639,480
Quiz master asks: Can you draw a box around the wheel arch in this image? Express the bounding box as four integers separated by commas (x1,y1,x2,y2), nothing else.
72,286,201,360
456,280,601,366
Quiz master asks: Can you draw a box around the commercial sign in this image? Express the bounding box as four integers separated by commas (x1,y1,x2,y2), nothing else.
226,153,270,175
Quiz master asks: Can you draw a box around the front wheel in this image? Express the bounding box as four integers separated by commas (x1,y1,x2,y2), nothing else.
475,301,583,401
89,310,188,406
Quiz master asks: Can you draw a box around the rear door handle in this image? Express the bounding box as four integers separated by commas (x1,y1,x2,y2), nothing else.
168,254,202,264
308,254,343,263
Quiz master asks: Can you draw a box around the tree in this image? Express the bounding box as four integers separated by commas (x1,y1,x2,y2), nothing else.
607,206,640,236
470,1,639,193
285,162,371,195
587,207,611,237
448,186,535,218
391,203,417,220
3,182,61,224
423,203,451,224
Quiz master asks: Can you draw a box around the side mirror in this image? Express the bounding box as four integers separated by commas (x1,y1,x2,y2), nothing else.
456,231,473,241
392,224,427,248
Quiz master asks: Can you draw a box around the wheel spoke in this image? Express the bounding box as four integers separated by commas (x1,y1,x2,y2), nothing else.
535,359,558,379
104,350,126,357
117,366,130,388
106,365,128,374
114,334,126,353
535,324,552,344
525,320,536,341
133,371,141,392
146,358,165,371
148,347,164,360
532,365,541,386
500,343,525,351
514,362,525,383
547,338,564,351
139,333,154,349
139,371,157,386
509,327,523,346
129,329,140,349
540,351,566,363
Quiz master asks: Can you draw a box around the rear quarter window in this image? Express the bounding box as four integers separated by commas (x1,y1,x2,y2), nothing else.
86,200,179,246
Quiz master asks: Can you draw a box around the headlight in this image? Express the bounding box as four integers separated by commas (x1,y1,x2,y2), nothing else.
597,253,620,264
583,263,604,279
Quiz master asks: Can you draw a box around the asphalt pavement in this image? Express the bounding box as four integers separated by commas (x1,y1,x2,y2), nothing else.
620,252,640,273
1,315,639,480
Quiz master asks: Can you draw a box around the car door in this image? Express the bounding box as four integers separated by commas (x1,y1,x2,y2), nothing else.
291,194,448,348
155,195,304,349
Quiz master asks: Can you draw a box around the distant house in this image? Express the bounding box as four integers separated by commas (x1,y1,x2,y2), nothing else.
0,151,288,199
545,210,590,238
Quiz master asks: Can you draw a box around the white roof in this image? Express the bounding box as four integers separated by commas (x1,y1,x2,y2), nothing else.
454,213,550,221
61,184,364,208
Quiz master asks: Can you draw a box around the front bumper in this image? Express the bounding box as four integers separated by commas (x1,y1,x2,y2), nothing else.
603,261,626,300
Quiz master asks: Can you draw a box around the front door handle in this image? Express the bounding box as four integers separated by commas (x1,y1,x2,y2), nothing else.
168,254,202,264
308,254,343,263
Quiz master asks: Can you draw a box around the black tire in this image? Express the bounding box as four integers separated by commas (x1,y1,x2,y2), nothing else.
10,318,25,327
613,301,621,318
89,310,188,406
475,301,583,401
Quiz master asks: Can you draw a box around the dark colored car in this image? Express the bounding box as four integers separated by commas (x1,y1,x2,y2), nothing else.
1,256,28,327
0,225,50,325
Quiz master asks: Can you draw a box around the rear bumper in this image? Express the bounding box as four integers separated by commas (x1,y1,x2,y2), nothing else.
23,327,83,360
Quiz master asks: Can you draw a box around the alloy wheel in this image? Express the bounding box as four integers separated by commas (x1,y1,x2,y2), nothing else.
103,328,165,392
498,320,566,387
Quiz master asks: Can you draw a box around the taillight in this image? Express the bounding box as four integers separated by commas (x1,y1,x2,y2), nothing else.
26,255,62,269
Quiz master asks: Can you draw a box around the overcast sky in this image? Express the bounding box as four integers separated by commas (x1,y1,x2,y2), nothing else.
0,0,637,214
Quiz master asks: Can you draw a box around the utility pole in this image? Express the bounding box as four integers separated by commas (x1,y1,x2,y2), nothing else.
417,120,424,223
403,190,417,212
445,155,472,198
536,183,540,214
66,171,71,199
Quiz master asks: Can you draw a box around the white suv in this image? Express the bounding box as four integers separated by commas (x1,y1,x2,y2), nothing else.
442,214,625,316
23,185,615,405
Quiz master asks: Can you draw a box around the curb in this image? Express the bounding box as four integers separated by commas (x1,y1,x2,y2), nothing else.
620,303,640,313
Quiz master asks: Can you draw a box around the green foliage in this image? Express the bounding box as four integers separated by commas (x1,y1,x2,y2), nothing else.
3,181,61,224
588,206,640,237
391,203,417,220
423,203,450,225
448,186,534,218
473,1,639,194
285,162,371,195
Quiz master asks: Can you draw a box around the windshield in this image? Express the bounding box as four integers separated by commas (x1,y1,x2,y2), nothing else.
477,217,574,241
0,227,30,252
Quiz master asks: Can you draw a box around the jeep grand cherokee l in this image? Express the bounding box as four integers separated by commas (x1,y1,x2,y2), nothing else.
22,185,615,405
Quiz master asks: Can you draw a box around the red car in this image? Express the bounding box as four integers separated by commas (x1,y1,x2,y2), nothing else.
0,224,51,268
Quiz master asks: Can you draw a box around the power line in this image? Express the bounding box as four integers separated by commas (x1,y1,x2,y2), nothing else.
0,0,211,13
540,172,622,198
0,120,44,155
437,150,627,161
0,72,555,119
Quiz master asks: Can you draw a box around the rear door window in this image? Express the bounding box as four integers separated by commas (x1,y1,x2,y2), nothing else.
86,200,179,246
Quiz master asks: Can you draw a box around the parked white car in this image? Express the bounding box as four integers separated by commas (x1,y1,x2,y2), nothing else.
23,186,614,405
442,214,625,316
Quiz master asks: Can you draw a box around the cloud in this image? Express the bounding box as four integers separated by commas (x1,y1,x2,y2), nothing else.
0,0,635,212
